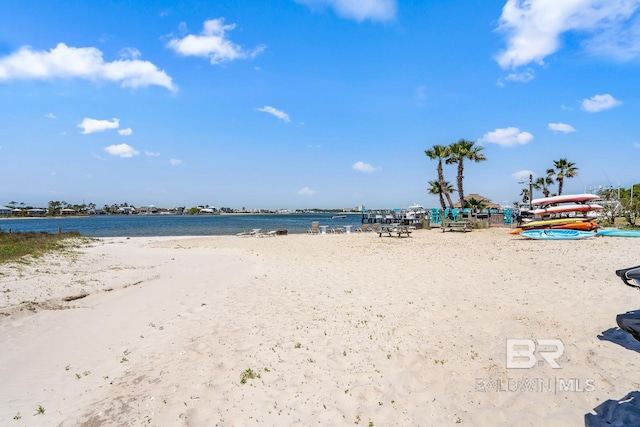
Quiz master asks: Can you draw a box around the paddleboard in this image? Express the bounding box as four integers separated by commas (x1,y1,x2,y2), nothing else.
532,203,603,216
520,229,596,240
531,193,600,207
597,229,640,238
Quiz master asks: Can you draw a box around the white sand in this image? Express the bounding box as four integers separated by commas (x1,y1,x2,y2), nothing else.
1,229,640,426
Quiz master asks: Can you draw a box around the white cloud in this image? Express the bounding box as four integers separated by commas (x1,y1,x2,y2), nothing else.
499,69,535,85
0,43,176,91
145,150,160,157
104,143,139,158
118,127,133,136
548,122,576,133
352,161,377,173
257,106,291,122
170,158,182,166
495,0,640,69
478,127,534,147
512,170,535,182
118,47,141,60
581,93,622,112
295,0,397,22
633,142,640,148
167,18,265,64
45,113,56,119
298,186,316,196
78,118,119,134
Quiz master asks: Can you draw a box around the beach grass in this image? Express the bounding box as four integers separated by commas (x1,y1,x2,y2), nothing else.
0,231,85,264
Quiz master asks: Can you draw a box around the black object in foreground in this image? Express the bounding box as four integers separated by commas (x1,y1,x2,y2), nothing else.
616,311,640,342
585,391,640,427
616,265,640,289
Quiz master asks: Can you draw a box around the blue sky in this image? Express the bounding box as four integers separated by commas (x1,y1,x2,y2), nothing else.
2,0,639,210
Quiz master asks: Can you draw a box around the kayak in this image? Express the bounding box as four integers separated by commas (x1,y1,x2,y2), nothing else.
532,203,603,216
521,217,593,228
531,193,600,206
519,229,596,240
597,229,640,238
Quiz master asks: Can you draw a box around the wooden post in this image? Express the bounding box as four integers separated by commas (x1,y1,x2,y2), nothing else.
57,227,61,234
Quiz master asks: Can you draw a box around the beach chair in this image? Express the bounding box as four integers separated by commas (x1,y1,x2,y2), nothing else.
369,223,381,233
307,221,320,234
355,224,370,232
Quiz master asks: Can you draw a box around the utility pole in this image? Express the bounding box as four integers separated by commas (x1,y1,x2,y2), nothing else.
529,174,533,208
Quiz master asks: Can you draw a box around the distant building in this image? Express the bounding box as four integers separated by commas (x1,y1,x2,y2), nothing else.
137,205,158,214
27,208,46,216
199,207,220,214
60,208,76,215
117,206,136,215
0,206,12,215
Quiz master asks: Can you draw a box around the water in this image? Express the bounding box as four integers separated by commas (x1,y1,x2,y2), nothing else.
0,213,366,237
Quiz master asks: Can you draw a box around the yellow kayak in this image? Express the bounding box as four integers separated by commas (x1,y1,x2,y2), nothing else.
521,217,592,228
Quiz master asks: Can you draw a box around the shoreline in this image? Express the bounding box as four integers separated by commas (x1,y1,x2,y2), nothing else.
1,229,639,425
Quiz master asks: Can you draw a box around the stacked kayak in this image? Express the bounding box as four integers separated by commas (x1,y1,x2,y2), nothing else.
511,194,602,235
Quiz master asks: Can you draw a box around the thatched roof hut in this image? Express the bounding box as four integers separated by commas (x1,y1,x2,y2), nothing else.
453,193,501,209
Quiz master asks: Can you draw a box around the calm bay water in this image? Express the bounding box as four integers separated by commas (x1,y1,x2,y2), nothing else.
0,213,366,237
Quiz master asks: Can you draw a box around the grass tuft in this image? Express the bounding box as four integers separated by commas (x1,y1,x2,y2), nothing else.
0,231,88,264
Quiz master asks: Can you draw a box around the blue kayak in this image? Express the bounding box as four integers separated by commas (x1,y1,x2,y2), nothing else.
520,229,596,240
597,229,640,238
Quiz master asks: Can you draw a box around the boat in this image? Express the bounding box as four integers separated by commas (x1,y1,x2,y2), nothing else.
597,229,640,238
531,193,600,206
331,215,347,219
520,229,596,240
532,203,603,216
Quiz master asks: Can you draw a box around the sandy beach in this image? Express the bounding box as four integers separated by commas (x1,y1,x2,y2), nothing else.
1,228,640,426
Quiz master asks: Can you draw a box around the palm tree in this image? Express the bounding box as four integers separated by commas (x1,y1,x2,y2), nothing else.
550,158,578,195
446,139,487,208
428,180,456,211
533,175,554,198
425,145,455,209
520,188,530,205
466,197,488,214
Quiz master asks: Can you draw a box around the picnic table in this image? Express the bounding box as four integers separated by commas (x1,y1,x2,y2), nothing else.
378,225,412,238
441,220,471,232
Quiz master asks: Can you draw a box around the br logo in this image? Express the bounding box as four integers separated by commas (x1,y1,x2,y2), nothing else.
506,339,564,369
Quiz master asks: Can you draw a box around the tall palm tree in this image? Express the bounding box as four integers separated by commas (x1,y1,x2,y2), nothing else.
550,158,578,195
428,180,456,211
425,145,455,209
520,188,530,205
446,139,487,208
533,176,554,198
